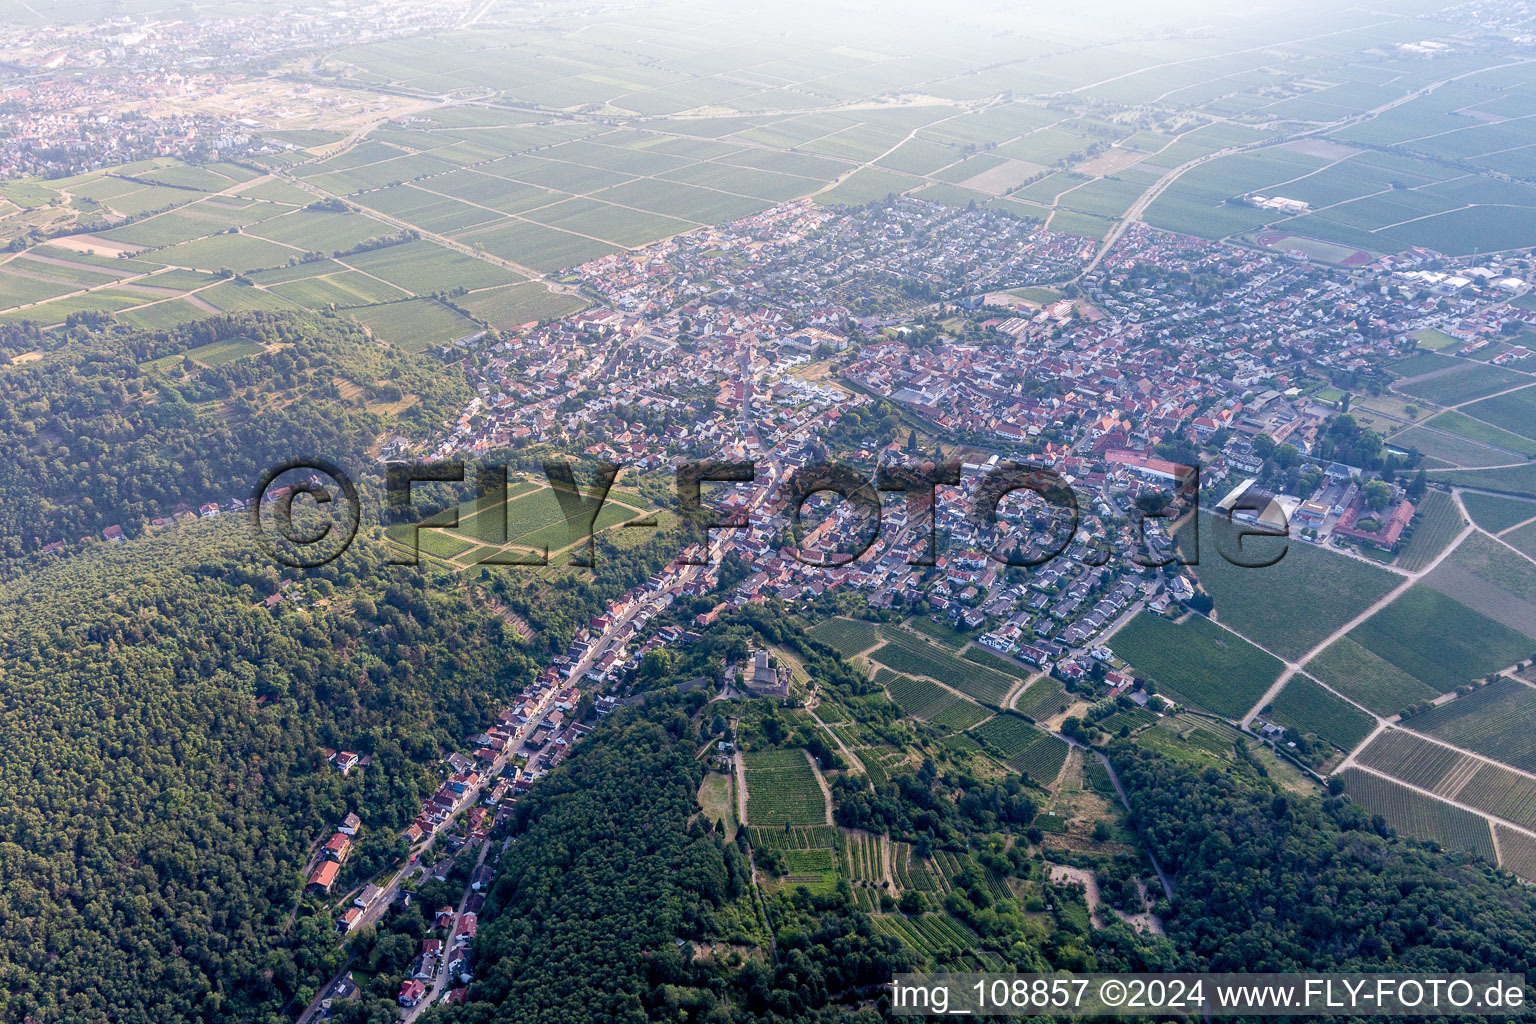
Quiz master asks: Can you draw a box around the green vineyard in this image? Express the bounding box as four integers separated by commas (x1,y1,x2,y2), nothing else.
883,672,959,719
870,913,994,968
962,645,1033,680
929,700,992,734
1357,730,1468,791
1268,676,1375,751
1340,767,1496,861
841,830,888,884
743,749,828,826
882,671,991,732
748,825,839,850
807,617,881,658
1494,825,1536,883
1457,764,1536,832
1410,678,1536,773
970,714,1071,784
870,628,1016,706
1110,612,1283,718
1013,677,1069,721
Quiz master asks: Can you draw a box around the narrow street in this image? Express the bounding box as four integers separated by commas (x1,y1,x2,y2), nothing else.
404,840,494,1021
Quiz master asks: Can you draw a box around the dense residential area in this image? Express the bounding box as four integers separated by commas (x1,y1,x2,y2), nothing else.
3,0,1536,1023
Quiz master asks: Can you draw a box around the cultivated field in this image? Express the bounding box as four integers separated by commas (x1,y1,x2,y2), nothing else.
1013,677,1070,722
883,672,961,720
961,646,1032,681
874,669,992,732
1177,514,1397,661
1395,363,1531,406
1310,636,1440,715
1461,386,1536,443
1432,463,1536,499
1425,532,1536,639
1495,826,1536,882
1267,676,1375,751
807,617,880,657
1408,678,1536,774
969,714,1070,784
1394,490,1463,572
1110,612,1284,718
1346,585,1530,694
869,628,1016,707
742,749,828,826
1356,729,1468,792
1340,768,1496,861
1462,492,1536,534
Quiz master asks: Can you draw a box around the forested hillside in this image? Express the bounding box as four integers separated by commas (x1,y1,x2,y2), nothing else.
428,693,909,1024
0,522,537,1023
1111,744,1536,973
0,311,469,558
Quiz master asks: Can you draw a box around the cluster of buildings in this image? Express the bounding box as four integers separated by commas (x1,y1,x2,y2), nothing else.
303,182,1534,1016
442,198,1099,465
0,1,472,178
397,677,587,849
304,811,363,898
420,197,1532,687
396,909,477,1008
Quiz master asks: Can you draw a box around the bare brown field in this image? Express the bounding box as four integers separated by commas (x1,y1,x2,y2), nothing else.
1075,149,1147,175
961,158,1049,193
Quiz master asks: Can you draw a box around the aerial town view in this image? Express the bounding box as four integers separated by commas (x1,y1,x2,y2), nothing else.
4,0,1536,1021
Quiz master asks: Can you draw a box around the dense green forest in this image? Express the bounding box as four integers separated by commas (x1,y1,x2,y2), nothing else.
10,512,1536,1022
1110,743,1536,974
0,520,537,1023
0,311,468,557
427,694,907,1024
420,640,1536,1024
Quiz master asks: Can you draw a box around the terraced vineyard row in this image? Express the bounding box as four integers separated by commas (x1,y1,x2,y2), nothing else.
883,672,961,720
1456,764,1536,831
878,666,993,732
748,824,839,850
904,616,970,649
871,628,1016,705
1495,825,1536,882
893,843,943,892
962,645,1032,680
870,913,984,966
1347,731,1536,832
971,714,1071,785
1095,706,1157,736
1013,677,1069,721
1085,755,1117,797
842,830,887,883
861,746,909,787
928,850,1013,904
1356,730,1471,792
742,749,828,826
972,713,1042,755
807,617,881,657
1008,733,1071,783
1340,768,1497,862
930,700,991,733
1395,490,1464,572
